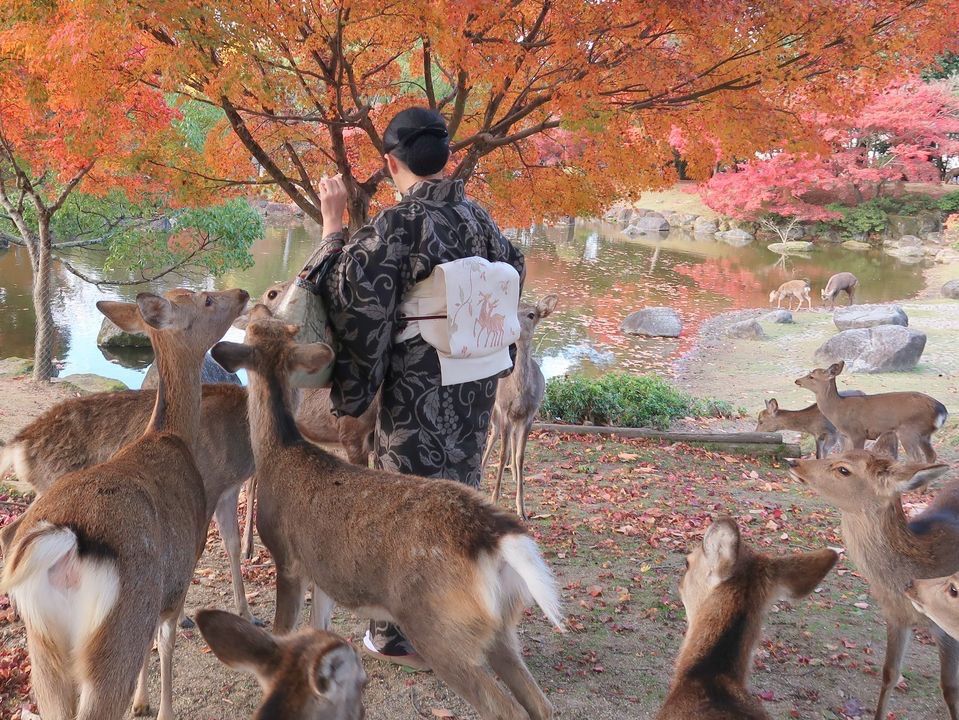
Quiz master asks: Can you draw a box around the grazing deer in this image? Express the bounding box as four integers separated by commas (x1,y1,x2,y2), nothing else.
769,279,811,311
822,271,858,307
211,305,564,720
0,288,248,720
195,609,366,720
656,516,837,720
482,295,558,520
787,452,957,720
795,361,948,462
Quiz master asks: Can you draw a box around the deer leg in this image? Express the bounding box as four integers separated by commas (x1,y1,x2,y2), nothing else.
933,625,959,720
154,613,178,720
481,418,500,473
242,476,257,559
214,485,253,622
77,619,154,720
492,429,510,505
132,647,152,716
274,567,307,635
900,432,936,463
511,424,532,521
25,632,77,720
487,627,553,720
875,622,910,720
309,587,336,631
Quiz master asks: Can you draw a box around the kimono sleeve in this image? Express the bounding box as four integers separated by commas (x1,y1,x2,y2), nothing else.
317,224,404,417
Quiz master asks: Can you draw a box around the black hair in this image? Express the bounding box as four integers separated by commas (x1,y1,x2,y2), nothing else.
383,107,450,176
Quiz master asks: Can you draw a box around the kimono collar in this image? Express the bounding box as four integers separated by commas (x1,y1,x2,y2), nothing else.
405,179,465,203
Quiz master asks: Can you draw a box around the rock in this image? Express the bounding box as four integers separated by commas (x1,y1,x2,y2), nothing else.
833,304,908,330
142,352,242,389
622,223,643,237
887,214,922,238
0,357,34,377
677,213,699,227
97,317,152,348
55,373,129,395
634,213,670,233
767,241,814,253
718,228,754,246
898,235,922,248
943,279,959,299
726,319,766,340
762,309,794,324
842,240,873,251
814,325,927,373
621,307,683,338
884,244,924,259
0,235,9,250
925,231,944,245
616,207,634,225
693,217,718,235
936,248,959,264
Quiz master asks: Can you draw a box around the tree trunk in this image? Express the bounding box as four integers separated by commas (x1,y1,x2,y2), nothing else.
347,186,373,233
31,215,57,381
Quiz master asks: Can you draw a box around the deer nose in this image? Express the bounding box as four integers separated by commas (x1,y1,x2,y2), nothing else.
785,458,800,468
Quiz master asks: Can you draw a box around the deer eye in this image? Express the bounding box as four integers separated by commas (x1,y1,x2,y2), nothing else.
205,295,214,307
527,312,535,319
837,466,851,477
268,290,279,300
950,584,958,599
684,558,690,570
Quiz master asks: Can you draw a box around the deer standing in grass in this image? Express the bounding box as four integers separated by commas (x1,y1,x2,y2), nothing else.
769,279,811,311
196,609,367,720
788,452,958,720
0,288,248,720
482,294,558,520
821,271,858,307
212,305,564,720
795,361,948,461
656,516,837,720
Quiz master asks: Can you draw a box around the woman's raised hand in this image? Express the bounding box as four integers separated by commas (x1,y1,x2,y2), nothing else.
319,174,348,235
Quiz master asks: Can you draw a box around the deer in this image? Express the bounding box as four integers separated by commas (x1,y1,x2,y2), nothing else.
0,287,249,720
769,279,811,311
907,573,959,643
211,304,564,720
795,361,948,462
656,516,837,720
821,271,858,308
195,608,367,720
482,294,558,520
787,451,957,720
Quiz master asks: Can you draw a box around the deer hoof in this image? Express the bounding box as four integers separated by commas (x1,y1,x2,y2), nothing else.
179,614,196,630
132,703,151,716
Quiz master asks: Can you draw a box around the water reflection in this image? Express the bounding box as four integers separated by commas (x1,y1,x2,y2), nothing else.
0,219,927,387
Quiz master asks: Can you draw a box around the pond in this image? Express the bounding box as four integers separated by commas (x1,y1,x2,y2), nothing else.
0,219,927,388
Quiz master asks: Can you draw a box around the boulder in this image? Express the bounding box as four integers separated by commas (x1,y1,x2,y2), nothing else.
726,319,766,340
833,304,908,330
677,213,699,227
97,317,151,348
814,325,927,373
616,207,634,225
842,240,873,251
884,244,924,259
693,217,718,235
634,213,670,233
55,374,128,395
621,307,683,338
898,235,923,248
936,248,959,264
0,357,33,378
767,241,814,253
142,352,242,389
762,309,794,324
622,223,643,237
943,279,959,299
718,228,754,246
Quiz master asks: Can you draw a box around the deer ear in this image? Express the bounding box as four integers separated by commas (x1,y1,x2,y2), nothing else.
702,516,740,581
828,361,845,377
891,463,951,493
195,609,279,684
96,301,146,333
136,293,180,330
537,294,558,318
289,343,334,374
211,341,254,373
250,303,274,322
310,643,365,701
771,549,838,599
767,399,779,412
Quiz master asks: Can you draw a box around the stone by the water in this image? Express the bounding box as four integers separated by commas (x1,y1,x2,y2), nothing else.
833,304,908,330
97,317,152,348
621,307,683,338
762,309,794,324
0,357,34,377
767,241,814,253
943,279,959,299
726,319,766,340
54,373,129,395
842,240,872,251
814,325,926,373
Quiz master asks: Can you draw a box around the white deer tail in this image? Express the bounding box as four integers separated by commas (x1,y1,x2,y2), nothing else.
499,534,565,631
1,521,119,648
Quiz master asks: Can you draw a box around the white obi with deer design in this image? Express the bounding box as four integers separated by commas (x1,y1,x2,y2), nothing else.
394,257,521,385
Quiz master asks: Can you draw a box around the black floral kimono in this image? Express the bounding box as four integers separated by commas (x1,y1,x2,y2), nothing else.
313,179,525,488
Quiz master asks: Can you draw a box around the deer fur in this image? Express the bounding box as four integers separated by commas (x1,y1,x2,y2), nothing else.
196,608,366,720
795,361,948,462
657,516,837,720
754,391,878,459
0,288,248,720
787,451,958,720
769,279,811,311
821,271,858,307
908,573,959,643
211,305,564,720
483,294,558,520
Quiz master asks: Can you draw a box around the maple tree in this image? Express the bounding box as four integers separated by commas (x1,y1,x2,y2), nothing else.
0,5,260,381
123,0,959,229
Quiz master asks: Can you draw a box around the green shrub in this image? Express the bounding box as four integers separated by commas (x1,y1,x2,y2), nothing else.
827,201,888,238
938,190,959,214
540,373,735,429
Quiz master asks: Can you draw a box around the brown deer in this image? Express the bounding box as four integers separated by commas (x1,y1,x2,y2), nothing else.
907,572,959,643
0,288,248,720
795,361,948,461
195,608,367,720
787,452,957,720
754,391,878,459
769,279,811,311
656,516,837,720
482,295,558,519
211,305,564,720
821,271,858,307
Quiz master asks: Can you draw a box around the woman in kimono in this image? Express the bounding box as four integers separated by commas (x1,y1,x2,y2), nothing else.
309,107,525,667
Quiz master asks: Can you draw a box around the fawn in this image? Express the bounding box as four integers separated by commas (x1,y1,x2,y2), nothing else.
821,271,858,307
211,305,564,720
795,361,948,461
196,609,366,720
657,516,837,719
482,294,558,520
755,398,841,459
788,451,957,719
769,279,811,311
0,288,248,720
